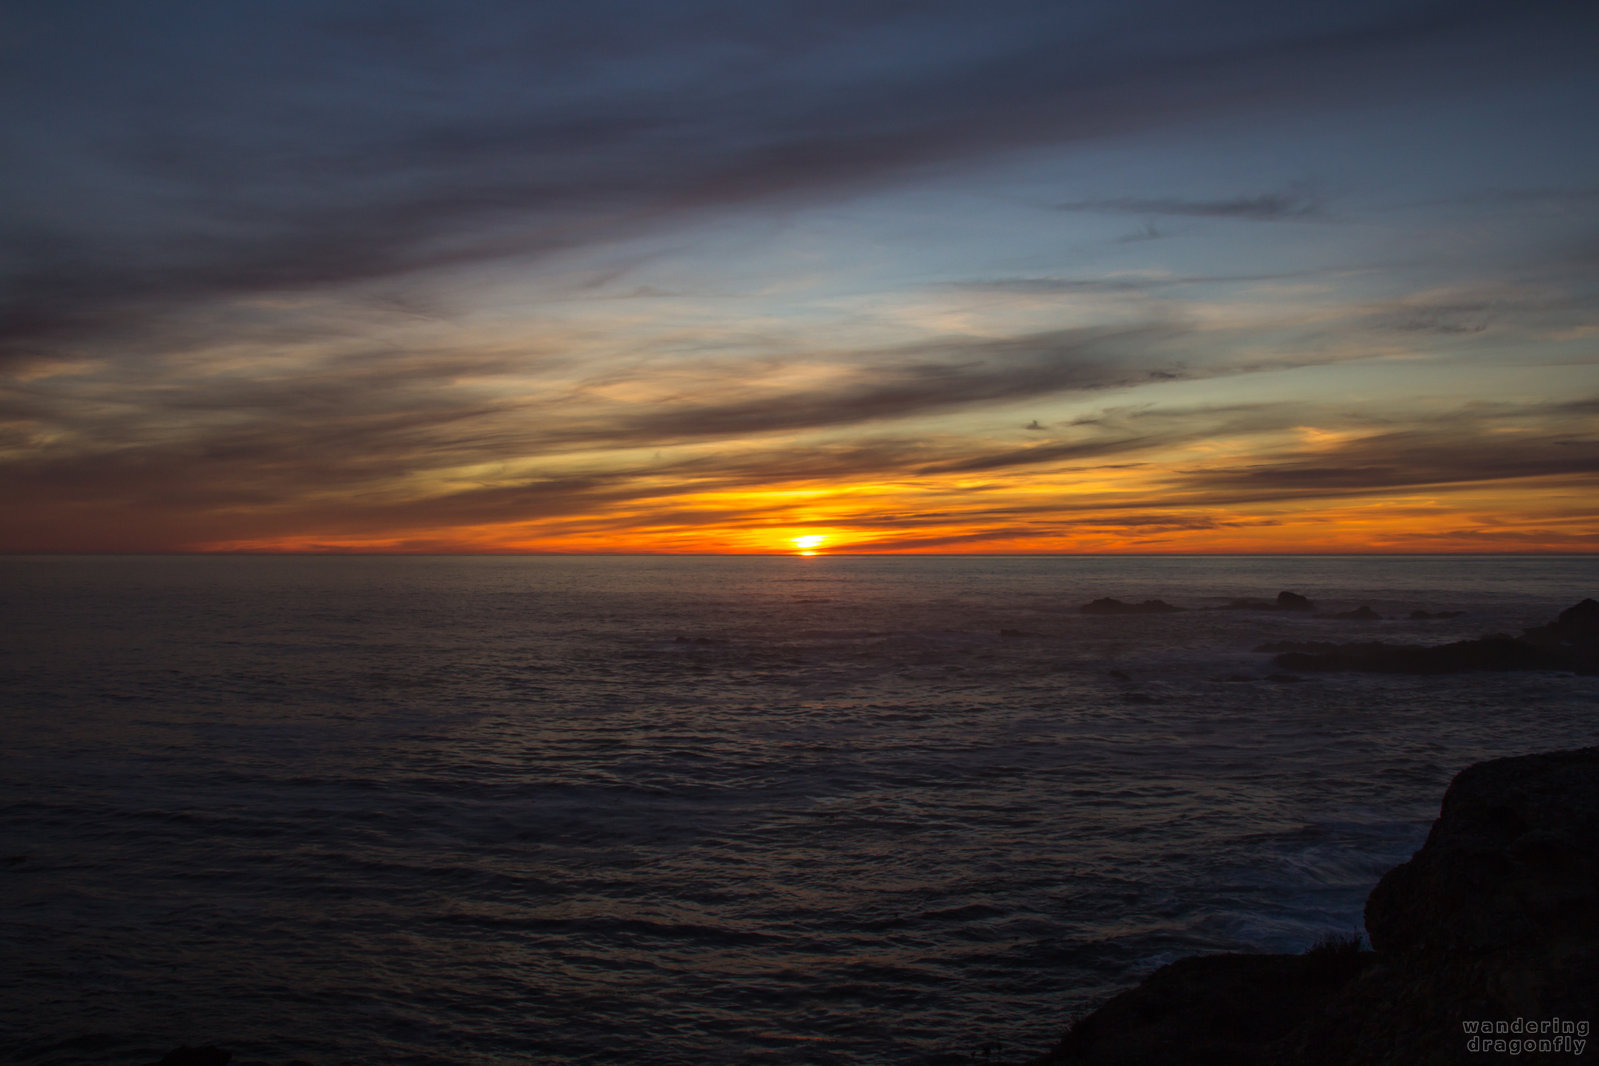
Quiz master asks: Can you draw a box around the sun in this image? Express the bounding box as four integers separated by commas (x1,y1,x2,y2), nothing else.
789,534,828,555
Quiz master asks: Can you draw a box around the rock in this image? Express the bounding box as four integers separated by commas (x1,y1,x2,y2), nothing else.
1263,600,1598,674
1363,745,1599,957
1521,597,1599,661
1332,606,1382,620
1030,746,1599,1066
1408,610,1466,620
1556,596,1599,634
1080,598,1185,615
1290,746,1599,1065
1033,950,1371,1065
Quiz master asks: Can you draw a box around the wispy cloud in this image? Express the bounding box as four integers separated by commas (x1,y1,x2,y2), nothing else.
1056,183,1324,221
1168,428,1599,503
2,1,1569,369
3,0,1597,551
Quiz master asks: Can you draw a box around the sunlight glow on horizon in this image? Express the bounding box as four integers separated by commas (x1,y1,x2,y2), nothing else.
790,534,828,556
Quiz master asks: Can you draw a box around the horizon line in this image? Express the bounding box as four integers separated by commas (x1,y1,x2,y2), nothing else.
5,550,1597,559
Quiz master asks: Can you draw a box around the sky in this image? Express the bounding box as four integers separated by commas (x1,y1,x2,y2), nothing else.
3,0,1597,554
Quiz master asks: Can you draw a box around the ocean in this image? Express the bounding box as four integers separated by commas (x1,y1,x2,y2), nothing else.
2,554,1595,1065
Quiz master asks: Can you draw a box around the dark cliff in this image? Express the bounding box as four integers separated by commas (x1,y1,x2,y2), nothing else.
1032,746,1599,1065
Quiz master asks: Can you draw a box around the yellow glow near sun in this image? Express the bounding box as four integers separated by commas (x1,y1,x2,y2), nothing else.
790,534,827,554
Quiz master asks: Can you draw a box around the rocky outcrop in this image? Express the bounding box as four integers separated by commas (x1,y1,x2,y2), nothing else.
1288,745,1599,1065
1030,746,1599,1065
1032,945,1370,1066
1079,598,1185,614
1260,599,1598,675
1362,745,1599,959
1521,598,1599,662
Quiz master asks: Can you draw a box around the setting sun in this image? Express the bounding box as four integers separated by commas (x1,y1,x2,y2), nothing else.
790,534,828,554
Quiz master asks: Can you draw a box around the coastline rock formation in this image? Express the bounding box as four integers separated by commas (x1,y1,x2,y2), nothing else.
1260,598,1599,675
1030,745,1599,1065
1522,597,1599,659
1030,945,1370,1066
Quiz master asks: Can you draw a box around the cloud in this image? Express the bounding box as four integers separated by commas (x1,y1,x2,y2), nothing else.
1056,183,1324,221
948,267,1344,296
913,436,1151,475
0,319,1198,540
575,324,1191,443
1360,284,1575,338
4,0,1577,369
8,295,1590,549
5,386,1595,551
3,0,1596,551
1164,424,1599,505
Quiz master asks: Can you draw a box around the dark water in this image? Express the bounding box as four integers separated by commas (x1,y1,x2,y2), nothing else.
2,555,1596,1064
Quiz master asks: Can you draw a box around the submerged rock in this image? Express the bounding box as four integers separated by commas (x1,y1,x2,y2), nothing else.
1262,599,1598,674
1275,591,1315,611
1079,598,1185,615
1331,605,1383,620
1030,746,1599,1066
